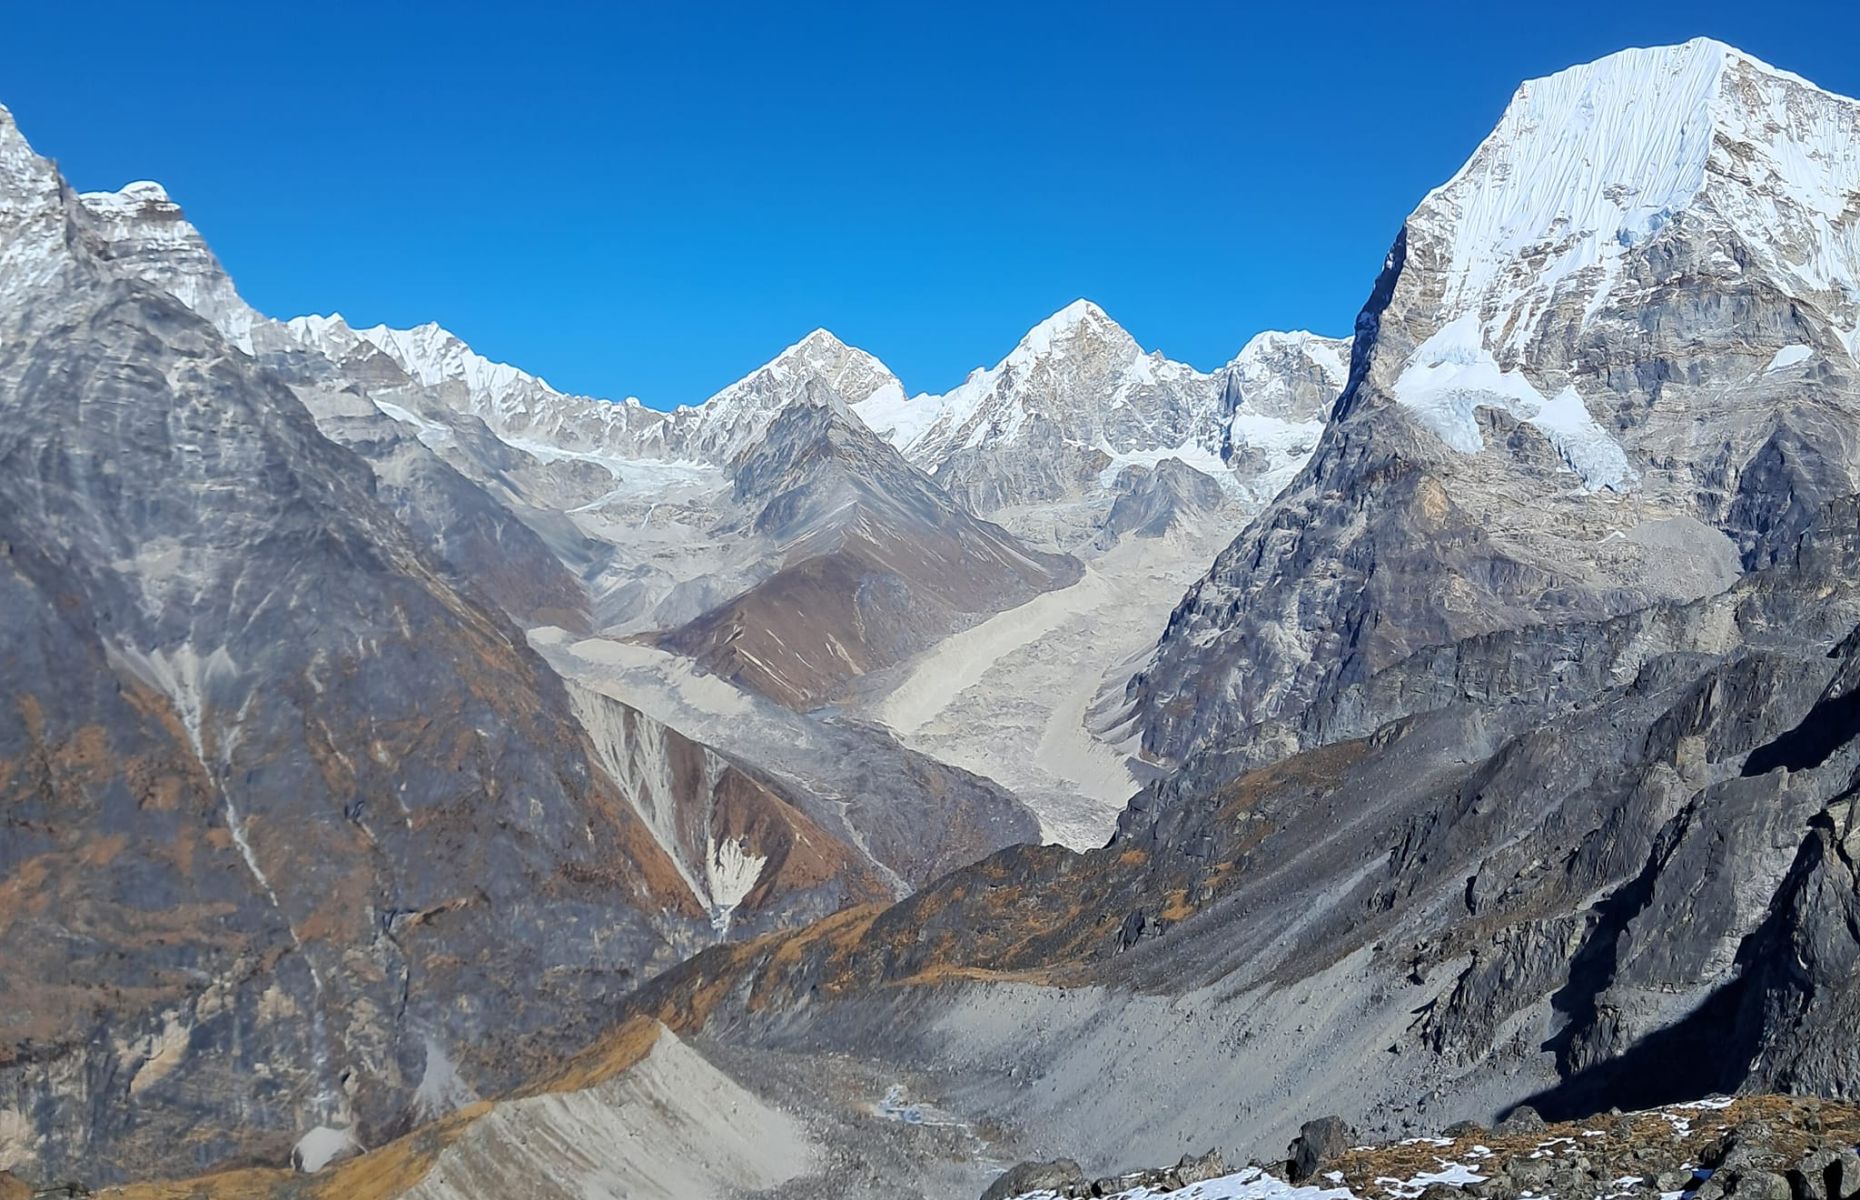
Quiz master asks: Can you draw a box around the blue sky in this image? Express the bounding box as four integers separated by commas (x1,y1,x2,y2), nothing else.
3,1,1856,407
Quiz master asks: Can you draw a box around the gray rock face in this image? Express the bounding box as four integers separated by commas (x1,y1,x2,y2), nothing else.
0,104,1066,1188
0,105,717,1182
1289,1116,1354,1182
1097,459,1230,546
564,681,897,936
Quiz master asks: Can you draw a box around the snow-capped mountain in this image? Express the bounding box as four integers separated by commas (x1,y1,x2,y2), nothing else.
1418,39,1860,362
1132,37,1860,766
78,181,263,352
1216,329,1350,499
857,299,1227,499
658,326,905,462
283,313,906,471
854,299,1348,549
1220,329,1352,420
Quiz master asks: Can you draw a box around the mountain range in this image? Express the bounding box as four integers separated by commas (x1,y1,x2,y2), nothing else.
2,33,1859,1200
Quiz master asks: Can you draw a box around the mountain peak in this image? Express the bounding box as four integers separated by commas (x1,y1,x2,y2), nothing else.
709,327,903,413
1416,36,1860,356
73,176,263,351
288,316,562,404
1009,299,1130,363
787,327,849,354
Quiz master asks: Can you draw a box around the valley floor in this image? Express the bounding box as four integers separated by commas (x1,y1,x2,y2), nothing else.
851,529,1237,848
534,525,1232,851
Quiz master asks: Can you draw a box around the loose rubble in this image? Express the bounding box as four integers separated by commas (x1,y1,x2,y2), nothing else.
990,1097,1860,1200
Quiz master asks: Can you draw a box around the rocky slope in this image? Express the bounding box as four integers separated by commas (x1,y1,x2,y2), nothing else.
985,1095,1860,1200
496,480,1860,1193
0,102,1044,1189
19,33,1860,1200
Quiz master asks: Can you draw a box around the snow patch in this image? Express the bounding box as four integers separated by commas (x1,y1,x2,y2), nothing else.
370,398,455,451
1226,410,1327,498
412,1036,479,1124
705,833,767,935
1097,441,1235,490
1765,344,1814,371
292,1125,361,1173
1392,315,1633,491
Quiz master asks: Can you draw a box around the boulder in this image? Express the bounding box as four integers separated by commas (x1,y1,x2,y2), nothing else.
1174,1150,1229,1186
982,1159,1087,1200
1789,1151,1840,1200
1835,1150,1860,1200
1289,1116,1354,1182
1737,1171,1796,1200
1505,1158,1556,1189
1494,1105,1546,1135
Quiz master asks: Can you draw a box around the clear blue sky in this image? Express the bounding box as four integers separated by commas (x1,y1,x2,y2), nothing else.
3,1,1856,408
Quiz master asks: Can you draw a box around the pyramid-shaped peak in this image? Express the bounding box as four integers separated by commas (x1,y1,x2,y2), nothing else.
1512,38,1832,101
1028,298,1117,337
1419,36,1860,328
709,326,903,411
787,327,850,354
1009,299,1136,362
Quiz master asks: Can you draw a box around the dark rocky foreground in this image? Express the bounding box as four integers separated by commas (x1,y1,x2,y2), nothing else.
980,1096,1860,1200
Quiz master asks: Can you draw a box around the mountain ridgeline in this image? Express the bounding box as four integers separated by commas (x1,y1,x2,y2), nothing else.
2,34,1860,1200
